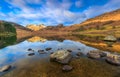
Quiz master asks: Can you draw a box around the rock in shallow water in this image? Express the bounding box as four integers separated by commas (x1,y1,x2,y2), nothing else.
87,50,107,59
76,52,83,56
38,50,46,54
106,54,120,66
28,48,34,52
46,48,52,51
50,50,72,64
28,53,35,56
67,49,72,52
62,65,73,72
0,65,11,72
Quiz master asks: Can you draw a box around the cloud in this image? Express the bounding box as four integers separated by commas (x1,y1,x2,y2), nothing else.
2,0,86,26
84,0,120,18
1,0,120,26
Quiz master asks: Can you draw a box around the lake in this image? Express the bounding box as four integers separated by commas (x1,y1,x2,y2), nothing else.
0,36,120,77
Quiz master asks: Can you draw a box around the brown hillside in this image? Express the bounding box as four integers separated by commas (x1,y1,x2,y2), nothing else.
78,9,120,26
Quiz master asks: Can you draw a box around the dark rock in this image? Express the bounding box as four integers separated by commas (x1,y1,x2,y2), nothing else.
28,48,34,52
76,52,83,56
78,48,81,50
0,65,11,72
62,65,73,72
28,48,32,51
50,52,54,54
99,52,107,57
38,50,44,52
38,50,46,54
50,50,72,64
106,54,120,66
67,49,72,52
28,53,35,56
46,48,52,51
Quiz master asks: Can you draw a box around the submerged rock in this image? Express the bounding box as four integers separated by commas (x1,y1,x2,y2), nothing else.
38,50,46,54
78,48,81,50
46,48,52,51
62,65,73,72
28,53,35,56
67,49,72,52
27,48,34,52
104,35,117,42
0,65,11,72
106,54,120,66
50,50,72,64
76,52,83,56
87,50,107,59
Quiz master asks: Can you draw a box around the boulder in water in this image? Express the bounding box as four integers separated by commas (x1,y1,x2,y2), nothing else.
50,50,72,64
87,50,107,59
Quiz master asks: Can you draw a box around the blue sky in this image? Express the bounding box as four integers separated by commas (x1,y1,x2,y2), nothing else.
0,0,120,26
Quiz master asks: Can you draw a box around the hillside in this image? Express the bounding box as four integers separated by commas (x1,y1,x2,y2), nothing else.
0,20,33,39
72,9,120,38
81,9,120,26
0,21,16,36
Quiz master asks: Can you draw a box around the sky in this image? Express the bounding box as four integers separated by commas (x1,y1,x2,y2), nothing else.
0,0,120,26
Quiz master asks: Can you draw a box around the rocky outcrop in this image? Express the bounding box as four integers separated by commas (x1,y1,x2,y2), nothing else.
104,35,117,42
26,24,46,31
50,50,72,64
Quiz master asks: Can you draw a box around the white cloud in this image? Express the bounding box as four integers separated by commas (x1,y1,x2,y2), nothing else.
3,0,86,26
84,0,120,19
2,0,120,26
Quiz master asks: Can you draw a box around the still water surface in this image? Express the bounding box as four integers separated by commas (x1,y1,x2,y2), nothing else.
0,36,120,77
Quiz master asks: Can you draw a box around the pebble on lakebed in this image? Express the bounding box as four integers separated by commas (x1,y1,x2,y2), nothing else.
62,65,73,72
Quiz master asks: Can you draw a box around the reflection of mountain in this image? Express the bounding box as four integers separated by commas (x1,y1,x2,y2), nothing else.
0,36,17,49
27,36,47,42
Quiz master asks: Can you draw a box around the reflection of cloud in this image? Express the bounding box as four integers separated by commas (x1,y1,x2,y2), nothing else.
27,36,47,42
0,39,96,66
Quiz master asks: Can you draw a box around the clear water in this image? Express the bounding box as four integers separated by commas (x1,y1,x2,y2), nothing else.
0,36,120,77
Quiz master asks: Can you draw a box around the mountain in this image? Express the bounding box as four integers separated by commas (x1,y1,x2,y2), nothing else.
72,9,120,37
79,9,120,26
26,24,46,31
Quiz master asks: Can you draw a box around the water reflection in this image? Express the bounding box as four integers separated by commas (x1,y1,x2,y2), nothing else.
27,36,47,42
0,36,120,77
0,37,96,67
